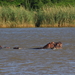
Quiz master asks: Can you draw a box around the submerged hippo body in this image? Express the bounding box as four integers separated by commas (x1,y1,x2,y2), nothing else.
4,47,10,49
33,42,55,49
0,45,10,49
33,41,62,49
13,47,22,49
43,42,55,49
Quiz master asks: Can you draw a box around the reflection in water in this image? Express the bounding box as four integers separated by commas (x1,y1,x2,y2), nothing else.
0,28,75,75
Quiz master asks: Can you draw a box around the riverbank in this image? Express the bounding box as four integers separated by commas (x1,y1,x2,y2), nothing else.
0,6,75,28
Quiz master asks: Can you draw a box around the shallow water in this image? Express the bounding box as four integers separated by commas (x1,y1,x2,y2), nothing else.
0,28,75,75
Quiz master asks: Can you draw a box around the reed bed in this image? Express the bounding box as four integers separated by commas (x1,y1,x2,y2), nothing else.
0,6,75,28
35,6,75,27
0,6,35,28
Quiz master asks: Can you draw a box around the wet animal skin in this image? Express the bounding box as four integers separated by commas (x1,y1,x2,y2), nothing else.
33,42,62,49
0,41,62,49
43,42,62,49
0,46,21,49
13,47,21,49
54,42,62,49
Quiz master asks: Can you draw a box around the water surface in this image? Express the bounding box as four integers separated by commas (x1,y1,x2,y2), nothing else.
0,28,75,75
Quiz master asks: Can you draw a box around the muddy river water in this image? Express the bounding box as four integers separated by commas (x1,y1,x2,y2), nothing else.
0,28,75,75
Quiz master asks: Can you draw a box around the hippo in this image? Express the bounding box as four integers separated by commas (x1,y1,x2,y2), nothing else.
32,42,55,49
4,47,10,49
32,41,62,49
43,41,62,49
13,47,22,49
0,45,22,49
54,41,62,49
42,42,55,49
0,46,10,49
32,42,53,49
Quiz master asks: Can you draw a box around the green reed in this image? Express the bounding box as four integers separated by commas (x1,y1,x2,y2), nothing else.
35,6,75,27
0,6,75,27
0,6,35,27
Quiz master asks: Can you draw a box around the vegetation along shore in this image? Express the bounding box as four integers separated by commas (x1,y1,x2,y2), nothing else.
0,0,75,28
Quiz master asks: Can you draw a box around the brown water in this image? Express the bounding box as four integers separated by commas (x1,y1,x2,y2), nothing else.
0,28,75,75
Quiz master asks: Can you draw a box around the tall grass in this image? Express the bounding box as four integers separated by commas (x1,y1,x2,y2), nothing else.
0,6,75,28
35,6,75,27
0,6,35,28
